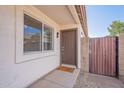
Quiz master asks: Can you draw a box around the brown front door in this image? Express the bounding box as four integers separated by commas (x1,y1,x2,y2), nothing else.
60,30,76,66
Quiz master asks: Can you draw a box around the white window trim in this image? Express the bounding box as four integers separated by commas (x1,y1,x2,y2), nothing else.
15,6,56,63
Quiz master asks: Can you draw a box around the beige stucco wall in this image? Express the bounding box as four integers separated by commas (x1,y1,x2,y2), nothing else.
0,5,60,88
119,33,124,82
80,37,89,73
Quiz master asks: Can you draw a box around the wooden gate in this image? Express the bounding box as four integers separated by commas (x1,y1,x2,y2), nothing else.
89,37,118,77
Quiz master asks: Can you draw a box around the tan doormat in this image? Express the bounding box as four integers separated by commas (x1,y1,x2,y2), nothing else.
57,66,75,73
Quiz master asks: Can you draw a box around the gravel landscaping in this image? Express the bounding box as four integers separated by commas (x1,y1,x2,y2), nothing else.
74,72,124,88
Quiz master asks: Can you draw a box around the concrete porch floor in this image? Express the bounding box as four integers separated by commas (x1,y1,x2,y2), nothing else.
28,69,80,88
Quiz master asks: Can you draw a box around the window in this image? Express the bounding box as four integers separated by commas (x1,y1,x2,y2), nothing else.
24,14,42,53
24,14,54,53
43,24,54,50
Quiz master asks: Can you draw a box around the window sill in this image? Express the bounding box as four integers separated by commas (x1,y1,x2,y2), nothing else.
16,50,56,64
23,50,55,55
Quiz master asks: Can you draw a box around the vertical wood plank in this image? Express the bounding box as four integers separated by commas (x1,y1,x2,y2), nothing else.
89,37,117,77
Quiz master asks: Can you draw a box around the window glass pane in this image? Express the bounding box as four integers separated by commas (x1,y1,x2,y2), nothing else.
43,25,54,50
24,14,42,53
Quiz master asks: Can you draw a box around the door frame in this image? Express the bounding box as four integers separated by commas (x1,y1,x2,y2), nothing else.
60,28,78,68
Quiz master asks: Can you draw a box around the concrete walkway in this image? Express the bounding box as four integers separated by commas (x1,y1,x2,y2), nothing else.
74,72,124,88
29,69,80,88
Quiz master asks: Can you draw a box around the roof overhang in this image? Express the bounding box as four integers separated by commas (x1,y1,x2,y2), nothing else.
34,5,88,37
34,5,76,25
75,5,88,37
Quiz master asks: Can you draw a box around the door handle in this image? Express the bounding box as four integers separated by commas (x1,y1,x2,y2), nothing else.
61,47,64,51
61,47,64,50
